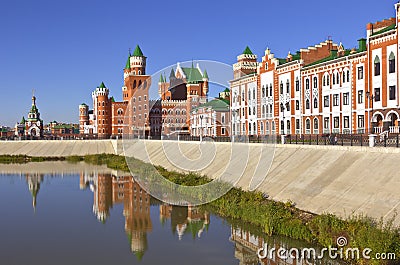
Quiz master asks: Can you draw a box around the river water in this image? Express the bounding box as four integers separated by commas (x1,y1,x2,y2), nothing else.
0,162,344,265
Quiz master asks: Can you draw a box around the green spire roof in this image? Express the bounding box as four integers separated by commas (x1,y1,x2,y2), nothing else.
99,82,106,88
203,69,208,79
182,66,203,83
125,55,131,70
159,74,164,83
110,96,115,102
132,45,144,56
169,68,175,78
242,46,253,55
21,116,26,124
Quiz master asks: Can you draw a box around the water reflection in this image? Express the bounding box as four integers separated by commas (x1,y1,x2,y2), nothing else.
26,173,44,211
16,167,344,264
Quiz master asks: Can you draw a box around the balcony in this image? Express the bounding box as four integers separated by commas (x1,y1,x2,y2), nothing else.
374,127,383,134
389,126,400,133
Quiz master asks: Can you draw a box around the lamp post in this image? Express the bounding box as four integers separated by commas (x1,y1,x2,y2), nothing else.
199,114,203,142
366,91,375,134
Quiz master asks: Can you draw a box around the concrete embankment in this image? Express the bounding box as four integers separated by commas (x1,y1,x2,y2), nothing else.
1,139,399,226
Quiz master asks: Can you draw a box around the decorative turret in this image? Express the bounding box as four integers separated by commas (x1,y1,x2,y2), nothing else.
93,82,111,139
233,46,258,79
79,103,89,134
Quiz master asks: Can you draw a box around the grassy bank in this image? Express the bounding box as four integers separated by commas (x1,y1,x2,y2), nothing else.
1,153,399,264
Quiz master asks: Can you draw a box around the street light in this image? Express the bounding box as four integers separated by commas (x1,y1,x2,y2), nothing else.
199,114,203,142
366,91,375,134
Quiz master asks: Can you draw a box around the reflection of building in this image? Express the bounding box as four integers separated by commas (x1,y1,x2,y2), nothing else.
159,204,210,240
26,173,44,211
83,173,152,260
230,227,343,265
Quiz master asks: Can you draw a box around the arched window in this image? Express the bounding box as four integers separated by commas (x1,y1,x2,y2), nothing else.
347,70,350,82
389,52,396,73
314,118,319,129
280,81,283,94
248,90,251,100
333,73,336,85
314,98,318,108
176,109,180,115
138,80,142,88
313,76,317,88
138,70,141,75
336,72,340,85
133,80,137,88
260,122,264,134
296,100,299,110
262,85,265,97
269,84,273,96
306,99,310,109
343,71,346,83
327,75,330,85
306,119,311,130
306,79,310,89
374,56,381,76
323,76,326,86
266,121,270,133
286,80,290,93
253,88,256,99
272,121,276,131
295,77,300,91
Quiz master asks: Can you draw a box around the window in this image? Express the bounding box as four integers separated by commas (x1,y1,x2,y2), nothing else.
295,78,300,91
389,52,396,73
286,80,290,93
221,127,226,135
313,98,318,108
374,88,380,101
306,119,311,130
358,115,364,128
327,75,330,85
347,71,350,82
323,76,326,86
358,90,364,104
253,89,256,99
248,90,251,100
343,93,349,105
306,79,310,89
333,74,336,85
306,99,310,109
262,85,265,97
138,96,141,102
280,81,283,94
343,71,346,83
336,72,340,85
314,118,319,129
221,114,225,124
248,107,251,115
296,100,300,110
324,117,329,129
358,66,364,80
324,96,329,107
313,76,317,88
334,117,339,128
280,120,284,131
269,84,273,96
296,119,300,129
242,91,245,101
389,85,396,100
344,116,349,128
374,56,381,76
333,94,339,106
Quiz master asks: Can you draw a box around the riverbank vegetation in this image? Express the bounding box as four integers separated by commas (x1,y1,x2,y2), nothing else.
1,153,399,264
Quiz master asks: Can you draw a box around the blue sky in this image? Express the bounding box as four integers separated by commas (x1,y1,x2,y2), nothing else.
0,0,397,126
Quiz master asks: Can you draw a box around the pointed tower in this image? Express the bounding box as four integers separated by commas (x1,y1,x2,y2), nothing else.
25,92,43,138
93,82,111,139
233,46,258,79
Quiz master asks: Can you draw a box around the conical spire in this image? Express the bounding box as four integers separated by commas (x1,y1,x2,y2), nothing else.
242,46,253,55
169,68,175,78
133,45,144,56
99,82,106,88
21,116,26,124
125,54,131,70
159,74,164,83
203,69,208,79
